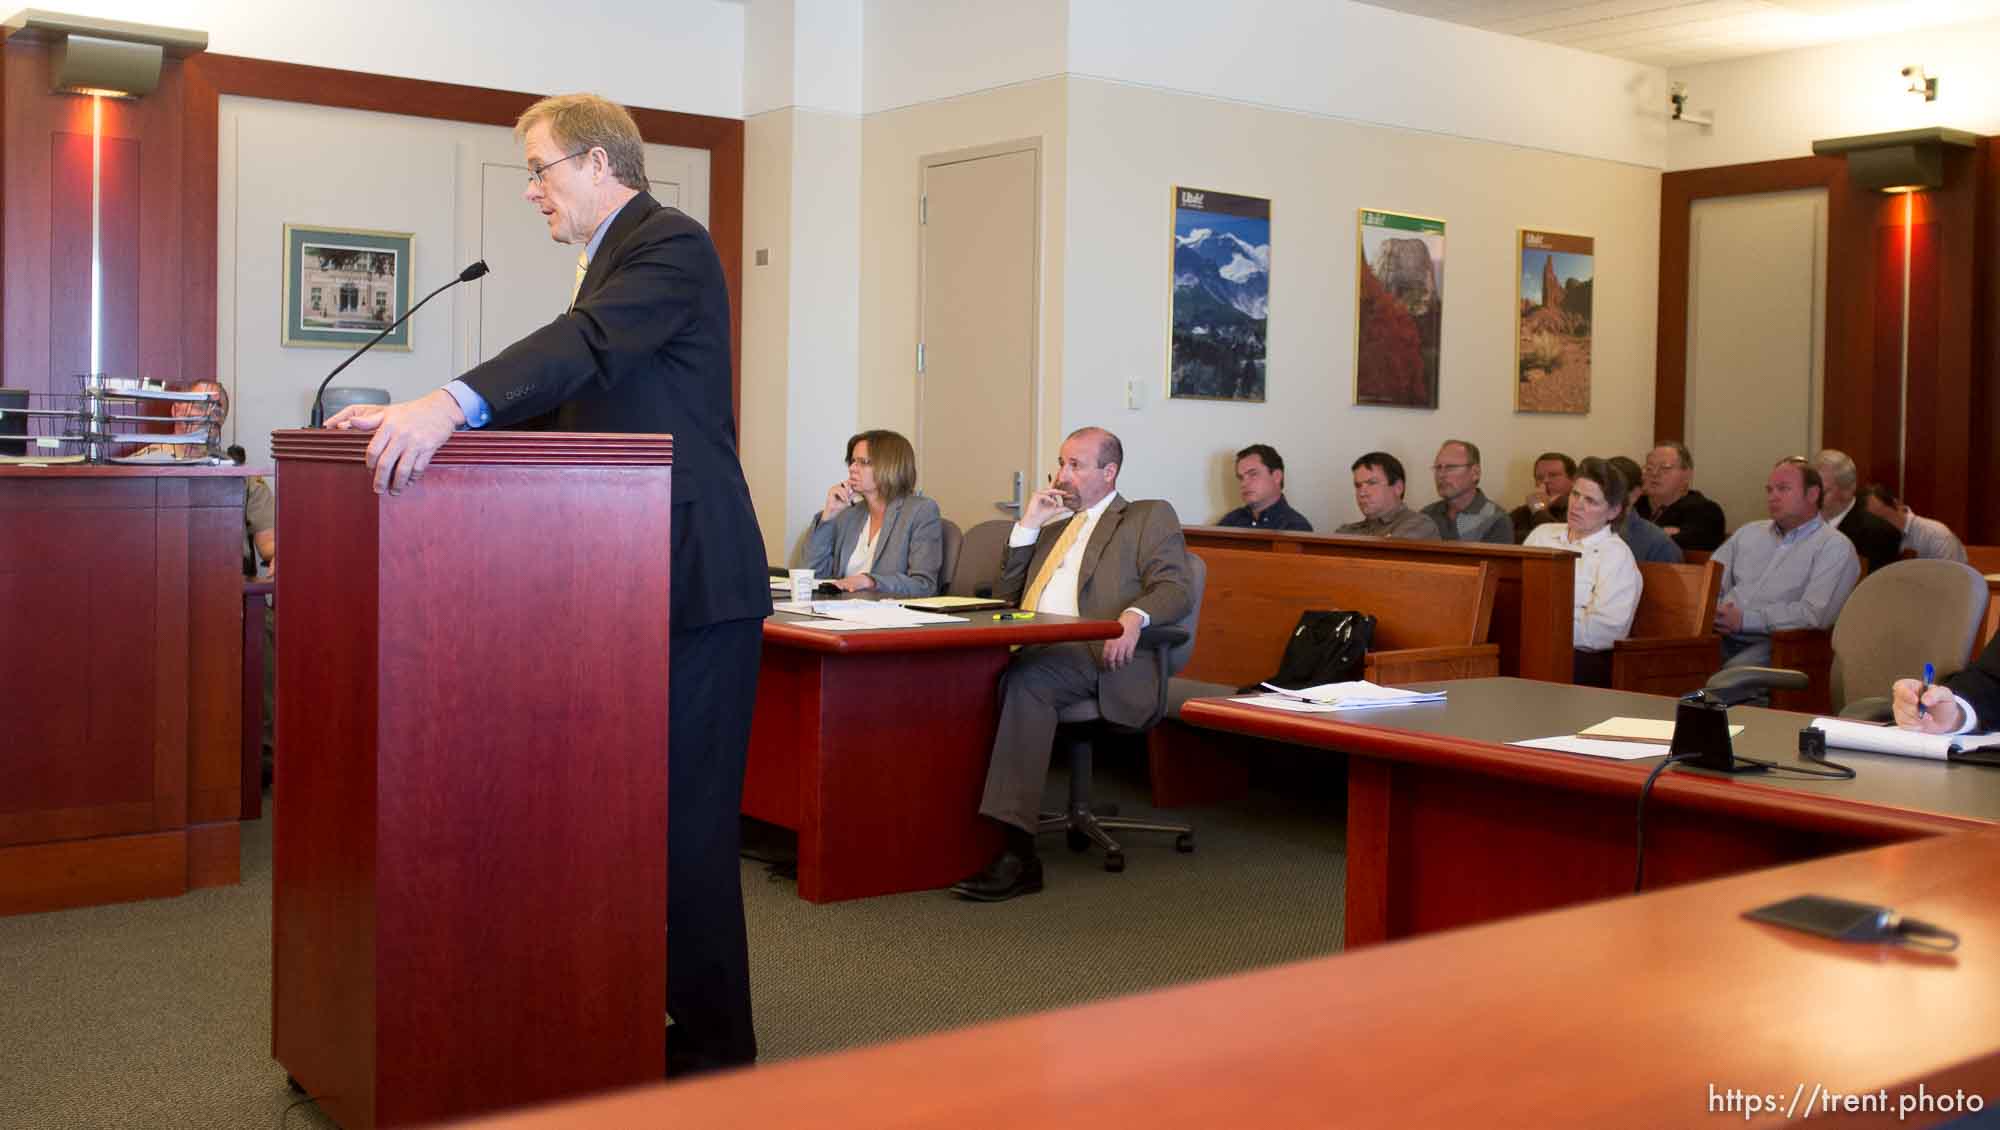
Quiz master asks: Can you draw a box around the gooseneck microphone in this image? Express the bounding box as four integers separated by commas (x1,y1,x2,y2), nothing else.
309,260,491,427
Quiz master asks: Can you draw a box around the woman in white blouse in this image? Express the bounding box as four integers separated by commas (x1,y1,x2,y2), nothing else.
801,429,944,596
1524,456,1643,686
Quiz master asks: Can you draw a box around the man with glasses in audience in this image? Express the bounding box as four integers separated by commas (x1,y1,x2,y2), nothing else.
1420,439,1512,544
1635,441,1726,553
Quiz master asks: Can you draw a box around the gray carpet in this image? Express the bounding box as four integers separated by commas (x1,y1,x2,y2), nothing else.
0,756,1344,1128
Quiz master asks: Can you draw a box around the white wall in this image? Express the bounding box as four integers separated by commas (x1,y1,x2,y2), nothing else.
862,0,1068,113
1062,77,1662,530
1069,0,1669,169
44,0,746,119
1666,16,2000,170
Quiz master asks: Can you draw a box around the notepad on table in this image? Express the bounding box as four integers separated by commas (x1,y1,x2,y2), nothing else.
896,595,1009,612
1576,716,1741,744
1809,717,2000,761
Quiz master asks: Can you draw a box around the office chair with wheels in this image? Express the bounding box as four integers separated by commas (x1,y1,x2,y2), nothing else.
948,518,1015,597
1705,559,1987,720
1040,553,1207,872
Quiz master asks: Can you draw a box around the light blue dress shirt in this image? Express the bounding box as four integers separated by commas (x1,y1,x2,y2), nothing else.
443,206,620,429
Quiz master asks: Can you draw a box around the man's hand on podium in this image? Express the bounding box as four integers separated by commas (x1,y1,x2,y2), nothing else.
327,389,467,495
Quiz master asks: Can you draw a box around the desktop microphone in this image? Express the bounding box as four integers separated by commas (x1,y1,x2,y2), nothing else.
308,260,492,427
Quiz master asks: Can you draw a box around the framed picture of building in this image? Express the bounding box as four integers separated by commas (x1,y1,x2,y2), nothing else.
1354,209,1444,410
282,224,415,350
1514,228,1594,414
1168,185,1270,402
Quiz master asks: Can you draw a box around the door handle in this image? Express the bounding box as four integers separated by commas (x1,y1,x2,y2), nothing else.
994,470,1023,513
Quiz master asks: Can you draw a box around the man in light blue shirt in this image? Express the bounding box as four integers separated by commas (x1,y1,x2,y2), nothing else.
1711,457,1860,668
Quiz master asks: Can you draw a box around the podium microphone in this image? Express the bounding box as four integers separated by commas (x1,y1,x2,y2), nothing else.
309,260,491,427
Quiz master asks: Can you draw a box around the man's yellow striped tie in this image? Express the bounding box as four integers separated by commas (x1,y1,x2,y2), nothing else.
570,250,588,306
1019,517,1083,612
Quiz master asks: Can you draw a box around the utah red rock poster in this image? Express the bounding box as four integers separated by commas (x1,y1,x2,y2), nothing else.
1515,229,1594,414
1355,209,1444,409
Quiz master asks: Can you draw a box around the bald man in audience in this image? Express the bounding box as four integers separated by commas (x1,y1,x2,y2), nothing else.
1815,449,1901,574
1711,457,1859,668
1635,441,1726,552
1862,484,1967,564
953,427,1190,902
1420,439,1513,544
1337,452,1437,539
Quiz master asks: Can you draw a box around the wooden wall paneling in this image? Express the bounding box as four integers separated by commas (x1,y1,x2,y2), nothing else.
1919,144,1982,538
180,56,217,384
2,42,56,392
187,480,246,824
180,53,746,419
1818,170,1882,469
150,477,191,833
118,60,187,382
1979,141,2000,544
49,129,95,381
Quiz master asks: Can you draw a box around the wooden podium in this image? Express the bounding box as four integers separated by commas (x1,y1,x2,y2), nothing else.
270,431,674,1129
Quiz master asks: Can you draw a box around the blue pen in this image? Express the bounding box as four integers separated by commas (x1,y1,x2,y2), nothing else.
1919,662,1935,716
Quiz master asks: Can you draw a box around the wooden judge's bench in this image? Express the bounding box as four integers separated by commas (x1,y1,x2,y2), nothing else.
0,463,253,915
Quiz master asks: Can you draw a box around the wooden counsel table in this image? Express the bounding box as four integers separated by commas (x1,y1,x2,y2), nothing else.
1,463,251,914
745,606,1121,902
1182,677,2000,947
459,828,2000,1129
1183,526,1576,683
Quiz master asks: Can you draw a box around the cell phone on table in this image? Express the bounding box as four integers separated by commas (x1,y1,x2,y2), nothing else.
1744,895,1898,941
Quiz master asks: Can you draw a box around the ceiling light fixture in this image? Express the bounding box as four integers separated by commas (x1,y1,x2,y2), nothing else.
0,9,207,98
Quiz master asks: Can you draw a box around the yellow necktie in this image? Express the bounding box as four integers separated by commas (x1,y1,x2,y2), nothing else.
1020,516,1084,612
570,250,588,306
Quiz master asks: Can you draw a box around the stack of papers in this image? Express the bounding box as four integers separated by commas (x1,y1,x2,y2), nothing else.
1234,680,1447,713
775,599,969,631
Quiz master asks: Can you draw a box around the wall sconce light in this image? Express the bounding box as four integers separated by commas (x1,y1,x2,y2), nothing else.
0,9,207,98
1812,127,1975,193
1669,81,1714,128
1901,65,1938,102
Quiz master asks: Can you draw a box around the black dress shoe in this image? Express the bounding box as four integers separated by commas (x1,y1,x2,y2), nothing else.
950,850,1044,902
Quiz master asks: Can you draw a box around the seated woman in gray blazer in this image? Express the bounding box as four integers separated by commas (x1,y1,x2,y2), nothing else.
801,429,944,597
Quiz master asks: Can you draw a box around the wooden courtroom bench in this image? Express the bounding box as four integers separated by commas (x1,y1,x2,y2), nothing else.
1182,526,1574,684
1148,547,1499,807
1609,559,1723,696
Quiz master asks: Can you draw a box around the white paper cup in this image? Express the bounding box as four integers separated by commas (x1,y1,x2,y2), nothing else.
789,568,816,603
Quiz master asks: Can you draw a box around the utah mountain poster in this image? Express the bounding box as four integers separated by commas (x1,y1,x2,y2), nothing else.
1169,186,1270,402
1355,209,1445,410
1515,228,1594,414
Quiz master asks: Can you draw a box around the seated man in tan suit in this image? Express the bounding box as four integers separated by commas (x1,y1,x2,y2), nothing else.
953,426,1191,901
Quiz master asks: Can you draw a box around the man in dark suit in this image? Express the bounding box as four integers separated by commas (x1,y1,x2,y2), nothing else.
327,94,769,1075
1894,635,2000,734
1816,449,1901,574
952,427,1191,901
